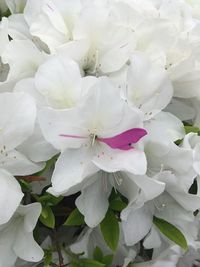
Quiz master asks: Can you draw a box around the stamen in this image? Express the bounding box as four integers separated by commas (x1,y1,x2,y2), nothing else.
113,172,123,186
90,133,96,147
59,134,87,139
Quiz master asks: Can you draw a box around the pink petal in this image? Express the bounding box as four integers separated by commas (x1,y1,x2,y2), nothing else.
97,128,147,150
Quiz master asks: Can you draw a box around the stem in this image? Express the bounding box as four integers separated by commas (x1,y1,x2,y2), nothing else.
52,229,64,267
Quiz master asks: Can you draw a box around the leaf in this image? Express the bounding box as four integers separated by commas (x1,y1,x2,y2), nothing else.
64,208,85,226
80,259,105,267
44,249,52,266
184,126,200,135
93,247,103,262
109,199,127,211
100,210,119,251
102,255,113,266
108,189,119,202
19,179,32,192
38,193,63,206
153,216,188,250
40,206,55,229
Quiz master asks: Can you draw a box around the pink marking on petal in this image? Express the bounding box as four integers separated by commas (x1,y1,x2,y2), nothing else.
97,128,147,150
59,134,87,139
118,144,133,150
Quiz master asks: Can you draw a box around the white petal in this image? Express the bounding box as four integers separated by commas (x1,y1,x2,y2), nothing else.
0,169,23,224
127,53,173,119
17,203,42,232
0,18,9,56
122,205,153,246
76,174,112,227
14,78,46,108
144,111,185,156
35,55,82,109
126,172,165,202
8,14,30,40
0,150,44,176
100,27,136,73
93,143,147,175
79,77,125,132
143,226,161,249
0,92,36,151
27,1,69,52
2,39,46,80
17,124,57,163
51,147,98,195
38,107,88,151
0,224,17,267
13,229,44,262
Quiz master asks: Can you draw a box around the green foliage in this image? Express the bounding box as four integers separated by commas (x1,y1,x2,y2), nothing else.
108,188,128,212
93,247,104,262
19,179,32,193
109,199,127,212
102,255,113,266
153,216,188,250
184,125,200,135
35,192,62,229
78,259,105,267
100,210,119,251
43,249,53,266
64,208,85,226
93,247,113,267
35,192,63,207
40,205,55,229
0,9,11,20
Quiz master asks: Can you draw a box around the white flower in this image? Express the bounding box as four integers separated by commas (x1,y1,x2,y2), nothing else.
39,78,147,195
76,170,165,228
125,52,173,119
0,203,44,267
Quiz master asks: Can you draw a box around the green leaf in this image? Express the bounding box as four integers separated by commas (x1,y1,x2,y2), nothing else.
93,247,103,262
40,206,55,229
184,126,200,134
64,208,85,226
80,259,105,267
19,179,32,192
100,210,119,251
71,263,80,267
37,193,63,206
153,216,188,250
102,254,113,266
109,199,127,212
44,249,52,266
109,189,119,202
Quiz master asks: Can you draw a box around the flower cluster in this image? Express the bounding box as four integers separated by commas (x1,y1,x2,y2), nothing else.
1,0,200,266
